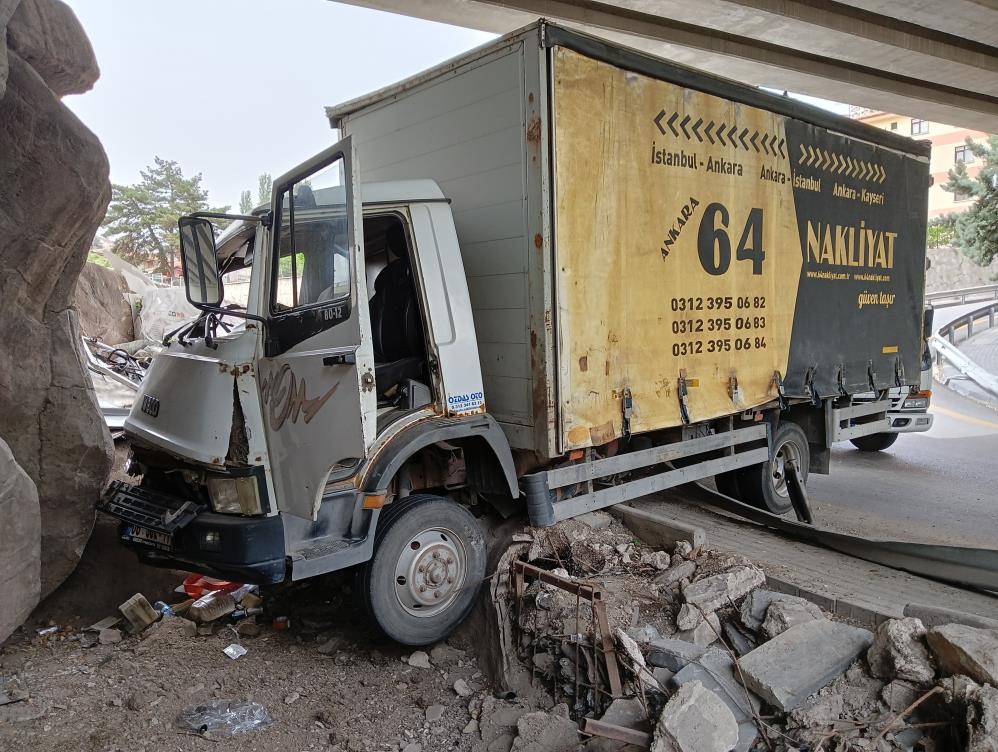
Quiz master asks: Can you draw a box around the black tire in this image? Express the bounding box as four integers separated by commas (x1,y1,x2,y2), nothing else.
714,471,741,500
737,422,810,516
358,493,486,646
850,432,899,452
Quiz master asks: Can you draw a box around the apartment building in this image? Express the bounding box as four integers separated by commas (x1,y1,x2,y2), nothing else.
850,107,988,219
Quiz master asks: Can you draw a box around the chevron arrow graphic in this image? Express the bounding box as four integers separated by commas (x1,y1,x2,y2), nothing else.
692,117,703,142
761,134,770,156
728,125,739,146
807,145,816,166
799,144,807,164
717,122,727,146
739,128,749,150
750,131,760,152
778,138,786,159
654,110,668,135
667,111,679,137
704,121,716,144
680,114,691,139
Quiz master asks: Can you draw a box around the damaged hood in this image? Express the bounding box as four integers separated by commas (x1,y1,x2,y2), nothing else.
125,336,257,468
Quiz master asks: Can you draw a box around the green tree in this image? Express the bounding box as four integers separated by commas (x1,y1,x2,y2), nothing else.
926,214,957,249
942,136,998,265
258,173,273,206
239,190,253,215
101,157,229,276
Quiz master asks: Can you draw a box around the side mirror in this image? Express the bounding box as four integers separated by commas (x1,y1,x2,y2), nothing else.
179,216,223,307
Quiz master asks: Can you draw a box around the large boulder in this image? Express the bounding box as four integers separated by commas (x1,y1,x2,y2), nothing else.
0,0,20,99
0,8,112,602
0,437,41,642
6,0,98,96
75,262,134,344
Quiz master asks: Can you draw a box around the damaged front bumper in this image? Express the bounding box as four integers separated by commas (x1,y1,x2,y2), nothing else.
98,481,287,584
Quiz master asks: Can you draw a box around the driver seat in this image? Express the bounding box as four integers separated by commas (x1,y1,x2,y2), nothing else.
369,228,425,397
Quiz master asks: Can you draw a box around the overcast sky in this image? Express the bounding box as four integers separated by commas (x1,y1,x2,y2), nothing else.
64,0,495,210
64,1,845,212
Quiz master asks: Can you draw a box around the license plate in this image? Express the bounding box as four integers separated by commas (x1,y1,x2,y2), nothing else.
124,525,173,549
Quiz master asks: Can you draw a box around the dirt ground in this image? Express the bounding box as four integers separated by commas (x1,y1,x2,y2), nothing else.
1,572,494,752
0,443,503,751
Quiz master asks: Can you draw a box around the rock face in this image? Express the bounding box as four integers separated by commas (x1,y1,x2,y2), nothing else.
75,262,134,344
0,0,112,606
6,0,98,96
0,437,41,641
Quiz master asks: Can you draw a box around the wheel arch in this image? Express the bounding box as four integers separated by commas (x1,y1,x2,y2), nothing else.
360,414,520,500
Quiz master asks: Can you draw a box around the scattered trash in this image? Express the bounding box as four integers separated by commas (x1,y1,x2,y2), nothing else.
222,644,247,660
36,626,59,637
119,593,159,633
183,574,243,599
272,616,290,631
87,615,122,633
176,699,272,736
153,601,175,617
188,591,236,624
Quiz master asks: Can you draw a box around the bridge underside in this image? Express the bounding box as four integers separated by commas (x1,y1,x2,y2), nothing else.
334,0,998,131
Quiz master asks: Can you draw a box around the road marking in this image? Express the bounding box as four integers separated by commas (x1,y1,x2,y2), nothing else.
933,404,998,430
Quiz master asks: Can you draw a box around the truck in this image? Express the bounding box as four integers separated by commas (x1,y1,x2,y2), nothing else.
99,21,930,645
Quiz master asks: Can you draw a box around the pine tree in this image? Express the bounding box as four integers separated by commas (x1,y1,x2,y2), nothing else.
942,135,998,266
102,157,230,276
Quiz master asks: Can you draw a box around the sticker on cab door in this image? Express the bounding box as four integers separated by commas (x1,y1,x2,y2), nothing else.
447,391,485,414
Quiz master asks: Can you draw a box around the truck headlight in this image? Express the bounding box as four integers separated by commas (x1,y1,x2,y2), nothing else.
206,476,263,516
903,396,929,410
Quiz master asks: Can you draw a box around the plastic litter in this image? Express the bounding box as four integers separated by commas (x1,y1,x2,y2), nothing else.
183,574,242,599
188,591,236,623
223,643,247,660
153,601,175,617
176,699,271,736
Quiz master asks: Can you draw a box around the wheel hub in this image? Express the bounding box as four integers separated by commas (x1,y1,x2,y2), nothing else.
394,527,466,618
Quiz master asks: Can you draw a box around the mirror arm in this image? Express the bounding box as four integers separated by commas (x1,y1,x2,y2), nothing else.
189,211,263,224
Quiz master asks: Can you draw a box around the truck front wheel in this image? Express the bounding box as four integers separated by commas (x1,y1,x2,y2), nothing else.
850,432,899,452
737,422,810,515
358,493,486,646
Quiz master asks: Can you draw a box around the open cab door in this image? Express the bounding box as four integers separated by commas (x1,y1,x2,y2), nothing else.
259,137,376,519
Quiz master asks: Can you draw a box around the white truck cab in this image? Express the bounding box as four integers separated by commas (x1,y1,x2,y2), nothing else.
102,141,517,644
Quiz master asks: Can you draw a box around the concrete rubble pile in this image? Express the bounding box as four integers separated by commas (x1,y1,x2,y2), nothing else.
0,0,112,642
482,512,998,752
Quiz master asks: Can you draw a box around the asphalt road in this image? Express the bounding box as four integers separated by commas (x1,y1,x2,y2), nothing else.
807,383,998,548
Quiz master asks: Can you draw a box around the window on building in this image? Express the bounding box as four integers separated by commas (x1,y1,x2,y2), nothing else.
954,145,974,164
890,121,898,131
910,119,929,135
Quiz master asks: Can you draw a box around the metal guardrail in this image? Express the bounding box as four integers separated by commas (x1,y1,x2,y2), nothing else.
931,300,998,399
925,283,998,308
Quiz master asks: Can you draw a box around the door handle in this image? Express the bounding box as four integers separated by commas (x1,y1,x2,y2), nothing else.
323,352,356,366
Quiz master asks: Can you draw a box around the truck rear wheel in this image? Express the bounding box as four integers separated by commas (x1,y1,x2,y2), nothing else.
737,422,809,515
850,432,899,452
358,493,486,646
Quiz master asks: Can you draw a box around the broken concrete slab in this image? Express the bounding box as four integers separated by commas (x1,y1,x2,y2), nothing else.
614,505,706,552
675,611,721,647
905,603,998,631
651,680,738,752
669,647,760,752
645,639,706,673
761,599,824,640
677,565,765,630
614,628,660,692
739,620,874,712
740,588,819,632
867,617,935,685
512,709,580,752
653,560,696,588
926,624,998,687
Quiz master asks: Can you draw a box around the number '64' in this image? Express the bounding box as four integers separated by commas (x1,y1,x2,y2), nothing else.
697,203,765,276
